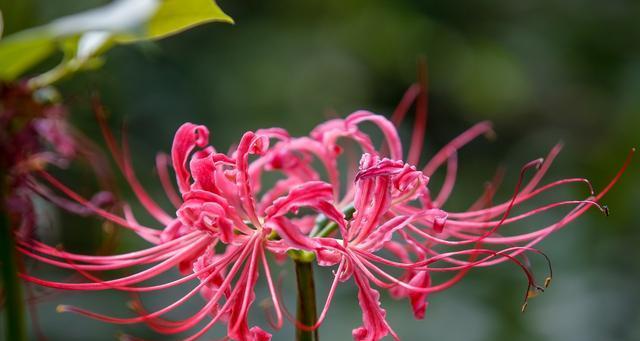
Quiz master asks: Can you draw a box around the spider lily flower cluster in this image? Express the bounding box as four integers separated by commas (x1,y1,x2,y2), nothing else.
19,85,631,341
1,83,74,240
0,83,112,240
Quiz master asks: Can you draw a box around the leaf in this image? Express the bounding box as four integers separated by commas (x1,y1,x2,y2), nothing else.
128,0,234,42
0,0,233,83
48,0,160,38
0,30,55,80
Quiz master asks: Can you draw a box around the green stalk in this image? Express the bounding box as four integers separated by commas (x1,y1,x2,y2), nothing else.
312,205,355,238
291,204,356,340
294,259,319,341
0,176,27,341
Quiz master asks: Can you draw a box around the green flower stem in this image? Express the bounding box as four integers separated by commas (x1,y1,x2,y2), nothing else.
294,258,319,341
27,63,72,89
291,204,356,341
312,205,355,238
0,176,27,341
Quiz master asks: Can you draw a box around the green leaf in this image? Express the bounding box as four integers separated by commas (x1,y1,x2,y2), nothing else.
0,0,233,84
0,30,55,80
120,0,234,42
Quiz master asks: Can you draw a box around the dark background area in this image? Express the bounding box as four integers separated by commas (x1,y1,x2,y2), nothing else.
1,0,639,340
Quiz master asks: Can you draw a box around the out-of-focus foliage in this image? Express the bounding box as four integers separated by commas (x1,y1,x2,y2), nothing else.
1,0,638,340
0,0,232,85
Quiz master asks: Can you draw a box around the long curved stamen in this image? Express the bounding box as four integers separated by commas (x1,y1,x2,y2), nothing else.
407,59,428,166
261,247,283,329
467,166,505,211
155,153,182,208
21,237,211,290
422,121,494,177
57,246,243,325
433,151,457,207
121,132,174,225
19,232,197,263
37,171,161,240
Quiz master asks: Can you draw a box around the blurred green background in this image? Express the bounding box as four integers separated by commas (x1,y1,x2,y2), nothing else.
1,0,639,340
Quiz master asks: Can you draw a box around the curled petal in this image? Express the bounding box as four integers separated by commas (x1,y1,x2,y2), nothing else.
189,147,217,192
352,270,396,341
265,181,348,240
249,326,272,341
160,220,187,243
355,158,405,181
269,217,321,251
316,249,342,267
171,123,210,194
407,271,431,319
180,190,248,240
235,132,269,226
227,241,264,341
178,201,234,243
359,215,415,253
351,154,392,243
193,247,229,316
264,181,333,219
258,177,305,215
392,164,429,196
346,111,403,160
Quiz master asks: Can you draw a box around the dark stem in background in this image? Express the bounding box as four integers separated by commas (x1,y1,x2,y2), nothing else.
0,176,27,341
294,259,319,341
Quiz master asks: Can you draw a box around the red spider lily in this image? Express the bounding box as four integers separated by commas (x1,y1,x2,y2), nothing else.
17,83,633,341
1,82,116,341
1,83,114,240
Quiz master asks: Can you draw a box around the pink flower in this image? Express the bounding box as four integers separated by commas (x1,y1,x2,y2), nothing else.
19,83,633,340
0,83,114,240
